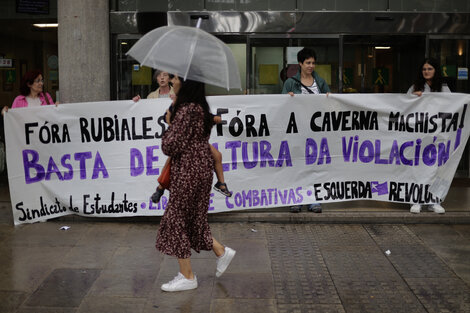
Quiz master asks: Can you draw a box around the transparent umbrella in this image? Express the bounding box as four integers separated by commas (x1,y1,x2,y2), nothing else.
126,24,241,90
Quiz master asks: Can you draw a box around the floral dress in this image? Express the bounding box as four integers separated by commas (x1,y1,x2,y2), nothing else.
156,103,214,259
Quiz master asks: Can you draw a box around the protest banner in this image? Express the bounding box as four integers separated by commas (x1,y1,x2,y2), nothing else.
5,93,469,224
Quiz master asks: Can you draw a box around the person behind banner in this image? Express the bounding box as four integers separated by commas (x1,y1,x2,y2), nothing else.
282,48,330,96
156,75,236,292
408,58,450,214
133,70,175,101
281,47,330,213
1,69,56,115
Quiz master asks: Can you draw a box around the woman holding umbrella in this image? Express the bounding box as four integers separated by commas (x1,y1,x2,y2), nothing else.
127,24,241,291
156,75,236,292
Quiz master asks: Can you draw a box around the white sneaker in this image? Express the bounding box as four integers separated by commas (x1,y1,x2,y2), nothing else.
431,204,445,214
216,247,236,278
410,204,421,214
161,273,197,292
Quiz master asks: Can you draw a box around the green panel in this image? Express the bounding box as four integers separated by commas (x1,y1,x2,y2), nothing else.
442,65,457,77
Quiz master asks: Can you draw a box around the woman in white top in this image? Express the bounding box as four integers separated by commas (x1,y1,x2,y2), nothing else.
407,58,451,95
408,58,450,214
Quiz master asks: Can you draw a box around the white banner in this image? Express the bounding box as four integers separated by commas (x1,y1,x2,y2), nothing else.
5,93,470,224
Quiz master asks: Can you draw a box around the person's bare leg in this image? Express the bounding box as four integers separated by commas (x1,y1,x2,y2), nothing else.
210,145,225,183
212,237,225,257
178,258,195,280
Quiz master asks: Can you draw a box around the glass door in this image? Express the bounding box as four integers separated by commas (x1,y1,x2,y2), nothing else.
429,37,469,93
247,35,340,94
112,34,156,100
343,35,426,93
430,36,470,176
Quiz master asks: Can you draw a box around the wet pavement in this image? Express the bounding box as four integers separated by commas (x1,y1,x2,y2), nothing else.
1,178,470,312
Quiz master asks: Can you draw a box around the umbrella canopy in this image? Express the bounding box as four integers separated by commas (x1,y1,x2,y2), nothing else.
126,25,241,90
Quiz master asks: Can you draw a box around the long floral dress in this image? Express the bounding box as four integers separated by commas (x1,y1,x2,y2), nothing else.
156,102,214,259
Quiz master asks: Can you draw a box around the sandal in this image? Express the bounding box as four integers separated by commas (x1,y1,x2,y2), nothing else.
213,182,233,197
151,187,165,203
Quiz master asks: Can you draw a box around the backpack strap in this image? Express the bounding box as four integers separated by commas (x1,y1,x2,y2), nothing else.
290,77,314,94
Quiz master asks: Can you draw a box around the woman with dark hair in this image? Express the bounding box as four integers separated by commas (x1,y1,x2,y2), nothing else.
282,48,330,213
408,58,450,214
408,58,451,96
282,47,330,96
2,69,55,115
156,75,235,292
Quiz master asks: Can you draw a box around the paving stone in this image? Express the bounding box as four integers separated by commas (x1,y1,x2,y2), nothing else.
365,224,423,247
1,217,470,313
0,262,53,292
277,303,346,313
75,223,130,247
334,280,426,313
77,296,147,313
0,290,28,313
2,222,88,247
342,302,426,313
144,301,211,313
320,245,402,281
17,308,77,313
120,223,159,248
210,299,276,313
216,222,266,241
311,224,376,246
212,273,274,299
425,243,470,264
446,261,470,285
406,278,470,313
409,224,464,246
88,269,157,297
452,224,470,238
0,224,13,245
266,225,340,304
383,245,456,278
61,245,117,269
217,239,271,274
25,269,100,307
106,246,162,271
